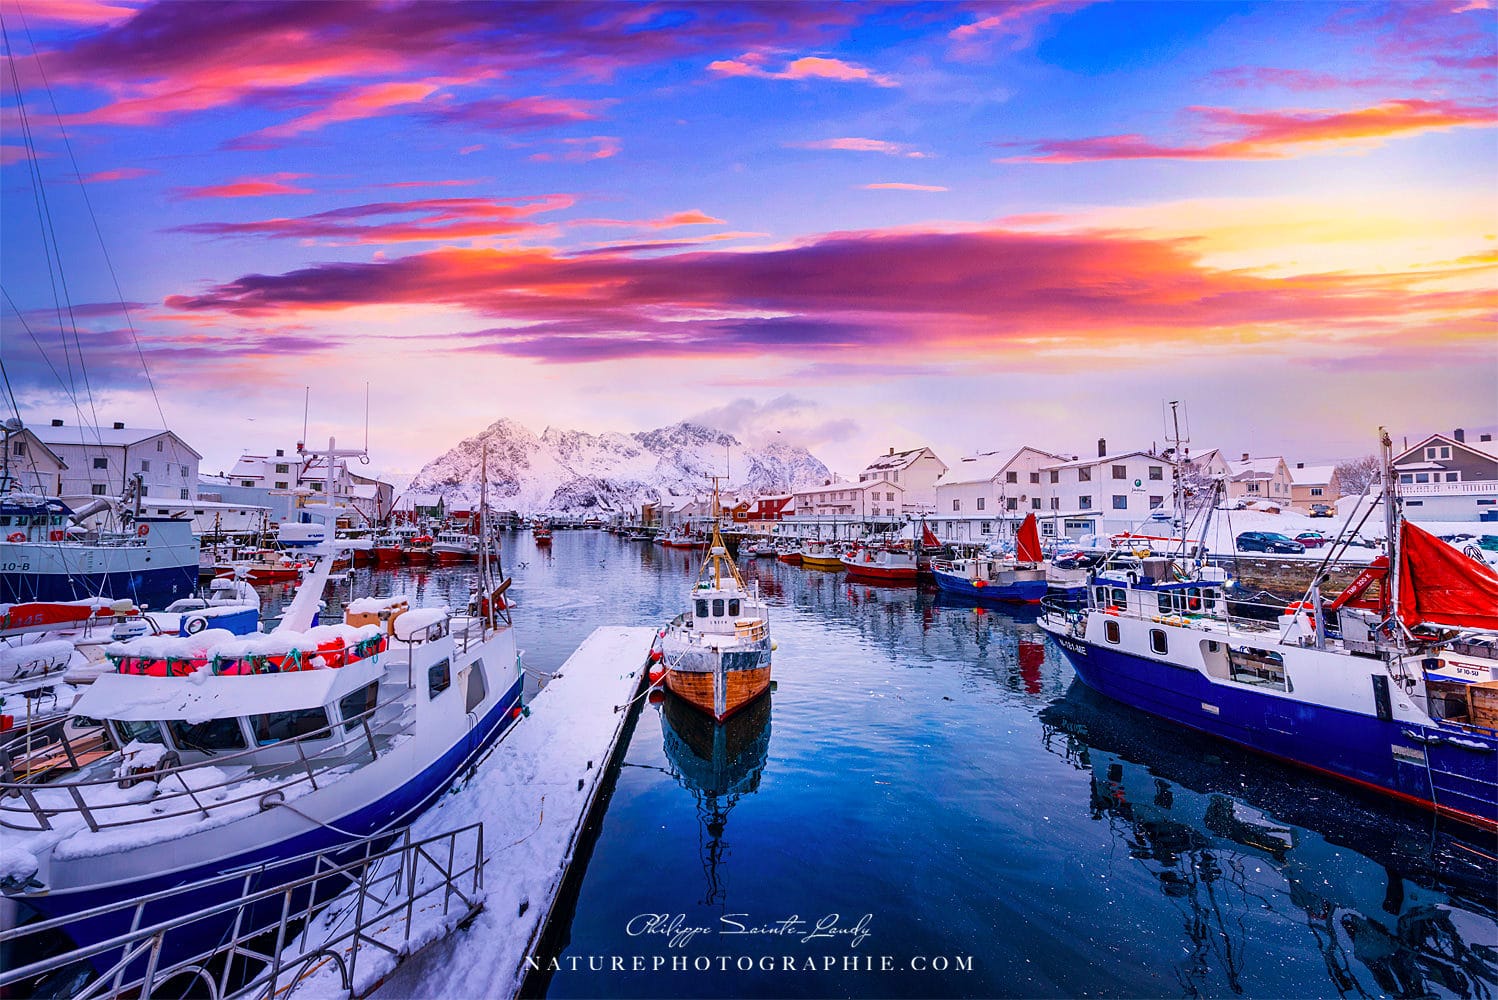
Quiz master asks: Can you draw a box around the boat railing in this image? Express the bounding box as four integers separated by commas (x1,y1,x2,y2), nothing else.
0,702,389,834
1041,590,1318,640
0,821,485,1000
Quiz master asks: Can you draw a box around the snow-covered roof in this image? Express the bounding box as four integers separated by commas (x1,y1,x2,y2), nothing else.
1228,457,1286,480
1290,464,1336,485
72,655,383,722
1045,451,1172,471
35,424,202,458
862,447,940,472
938,453,1013,486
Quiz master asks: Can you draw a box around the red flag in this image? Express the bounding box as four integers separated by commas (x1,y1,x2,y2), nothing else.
921,524,941,548
1016,513,1043,563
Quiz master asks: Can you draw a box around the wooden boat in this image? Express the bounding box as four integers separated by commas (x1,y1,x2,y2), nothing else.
799,539,845,570
660,489,772,721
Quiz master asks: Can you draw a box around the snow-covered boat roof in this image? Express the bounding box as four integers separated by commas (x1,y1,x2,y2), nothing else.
72,655,383,722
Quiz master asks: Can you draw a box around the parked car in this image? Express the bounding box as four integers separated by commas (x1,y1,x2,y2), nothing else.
1236,531,1305,554
1309,504,1334,518
1294,531,1330,548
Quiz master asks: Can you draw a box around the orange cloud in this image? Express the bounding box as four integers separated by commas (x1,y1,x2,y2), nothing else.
652,211,726,228
1006,99,1498,162
248,81,442,142
708,52,896,87
172,173,313,200
18,0,139,26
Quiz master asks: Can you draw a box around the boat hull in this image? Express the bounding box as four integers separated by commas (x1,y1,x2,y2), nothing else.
799,554,844,570
0,562,197,610
776,552,802,565
842,560,917,583
932,569,1045,603
1047,632,1498,832
663,640,771,722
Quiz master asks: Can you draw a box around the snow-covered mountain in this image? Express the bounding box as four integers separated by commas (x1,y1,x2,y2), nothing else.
408,418,831,513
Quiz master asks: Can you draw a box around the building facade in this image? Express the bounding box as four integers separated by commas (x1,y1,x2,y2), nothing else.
36,419,202,505
857,447,947,513
3,427,67,496
1392,430,1498,521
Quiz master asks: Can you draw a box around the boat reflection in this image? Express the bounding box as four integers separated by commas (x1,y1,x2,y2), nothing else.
659,692,772,907
1040,683,1498,998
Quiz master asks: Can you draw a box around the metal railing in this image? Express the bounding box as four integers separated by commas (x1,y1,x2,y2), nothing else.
0,821,485,1000
0,703,388,834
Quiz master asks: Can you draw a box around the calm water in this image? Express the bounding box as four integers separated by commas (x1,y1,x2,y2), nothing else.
270,533,1498,999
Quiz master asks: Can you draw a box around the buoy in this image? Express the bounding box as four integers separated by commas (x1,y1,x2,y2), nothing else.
648,649,663,663
6,532,24,543
137,523,150,537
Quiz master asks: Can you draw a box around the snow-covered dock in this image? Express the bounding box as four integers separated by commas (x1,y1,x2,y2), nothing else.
289,625,654,1000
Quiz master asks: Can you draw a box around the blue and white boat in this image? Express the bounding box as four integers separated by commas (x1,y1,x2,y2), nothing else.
1,492,199,610
931,513,1048,603
0,541,523,964
1039,432,1498,833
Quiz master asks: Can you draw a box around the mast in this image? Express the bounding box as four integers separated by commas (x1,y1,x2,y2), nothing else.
1378,427,1403,640
1167,400,1188,561
480,442,490,629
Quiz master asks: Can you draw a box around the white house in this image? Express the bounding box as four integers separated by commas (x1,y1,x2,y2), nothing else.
857,447,947,513
932,446,1070,542
1226,455,1294,505
35,419,201,505
223,446,394,528
1392,429,1498,521
788,479,905,527
1036,447,1174,540
2,426,68,496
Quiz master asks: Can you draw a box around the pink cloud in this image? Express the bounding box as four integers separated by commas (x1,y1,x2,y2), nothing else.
708,52,896,87
169,194,574,245
529,136,621,162
791,137,928,157
948,1,1083,58
863,183,947,192
1006,99,1498,162
80,166,152,183
172,173,312,200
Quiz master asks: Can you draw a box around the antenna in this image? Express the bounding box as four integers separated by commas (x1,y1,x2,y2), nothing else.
301,386,310,451
364,382,370,453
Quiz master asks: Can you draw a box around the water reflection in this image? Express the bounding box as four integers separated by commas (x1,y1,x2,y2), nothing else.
1041,684,1498,998
658,693,772,909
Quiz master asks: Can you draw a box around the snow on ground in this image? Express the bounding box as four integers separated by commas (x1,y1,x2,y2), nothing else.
288,626,654,1000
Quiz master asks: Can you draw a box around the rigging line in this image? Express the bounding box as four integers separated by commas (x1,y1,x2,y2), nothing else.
17,4,168,433
2,14,106,457
2,284,82,404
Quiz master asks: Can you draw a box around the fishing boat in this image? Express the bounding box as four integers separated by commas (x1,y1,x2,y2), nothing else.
403,533,434,562
372,528,407,565
1,492,199,610
660,529,708,550
774,540,803,565
659,491,772,721
533,520,552,545
431,529,477,563
841,543,918,583
1039,430,1498,833
931,513,1047,603
0,463,524,964
798,539,845,570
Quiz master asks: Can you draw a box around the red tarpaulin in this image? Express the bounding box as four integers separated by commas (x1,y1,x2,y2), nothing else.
1398,521,1498,630
921,524,942,548
1016,513,1043,564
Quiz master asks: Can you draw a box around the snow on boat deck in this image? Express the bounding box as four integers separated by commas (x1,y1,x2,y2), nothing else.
290,626,654,999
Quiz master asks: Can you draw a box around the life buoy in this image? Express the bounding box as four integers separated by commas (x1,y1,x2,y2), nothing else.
6,532,24,543
49,530,65,541
185,616,207,634
137,523,150,537
1286,600,1316,627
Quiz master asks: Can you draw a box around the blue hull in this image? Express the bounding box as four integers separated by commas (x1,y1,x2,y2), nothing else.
19,673,523,969
1051,638,1498,831
931,570,1046,604
0,564,198,611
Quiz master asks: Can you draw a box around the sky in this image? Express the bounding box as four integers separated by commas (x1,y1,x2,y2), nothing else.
1,0,1495,480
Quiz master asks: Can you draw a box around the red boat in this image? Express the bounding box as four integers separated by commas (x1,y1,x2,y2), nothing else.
404,535,434,562
841,545,918,583
0,600,135,637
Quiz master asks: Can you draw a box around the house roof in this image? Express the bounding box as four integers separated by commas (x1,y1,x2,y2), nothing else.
1045,451,1171,471
35,424,203,458
1290,464,1337,485
937,446,1071,487
1227,457,1285,480
1394,432,1498,465
861,446,944,473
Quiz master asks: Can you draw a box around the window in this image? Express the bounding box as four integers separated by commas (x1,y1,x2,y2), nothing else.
139,486,147,496
712,599,725,617
311,482,323,491
1150,629,1168,655
252,708,331,743
11,441,25,456
695,599,709,618
1079,496,1092,509
1426,447,1437,459
168,717,246,753
114,719,164,745
1149,496,1164,508
1006,498,1018,511
728,599,741,616
1415,473,1429,484
1050,497,1060,510
1445,473,1459,482
1032,498,1041,510
1112,465,1127,479
275,463,289,474
1112,495,1128,510
242,480,255,487
1049,470,1059,484
276,481,289,489
179,489,190,500
93,457,108,469
91,484,108,496
464,661,488,713
1248,483,1260,493
1029,472,1040,484
1148,467,1163,481
140,460,150,472
977,497,986,511
1399,473,1413,484
1041,521,1054,535
1439,447,1451,459
952,499,961,512
980,521,991,534
1005,471,1018,484
1310,487,1323,496
428,658,452,699
181,467,188,478
1104,620,1121,644
1078,467,1092,482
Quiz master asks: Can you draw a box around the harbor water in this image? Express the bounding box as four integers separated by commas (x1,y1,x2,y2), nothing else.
278,532,1497,998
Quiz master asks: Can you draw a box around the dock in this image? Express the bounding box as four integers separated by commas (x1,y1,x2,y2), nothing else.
286,625,654,999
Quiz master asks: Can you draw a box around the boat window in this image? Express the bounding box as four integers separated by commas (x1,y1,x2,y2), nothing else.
712,599,725,617
251,708,331,744
1111,588,1127,606
464,660,488,713
429,658,452,699
1104,620,1120,644
728,599,741,617
340,681,380,730
696,599,709,618
1150,629,1168,655
1093,586,1108,605
1227,646,1287,689
114,719,164,746
168,717,247,753
1185,588,1202,612
1156,593,1172,614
